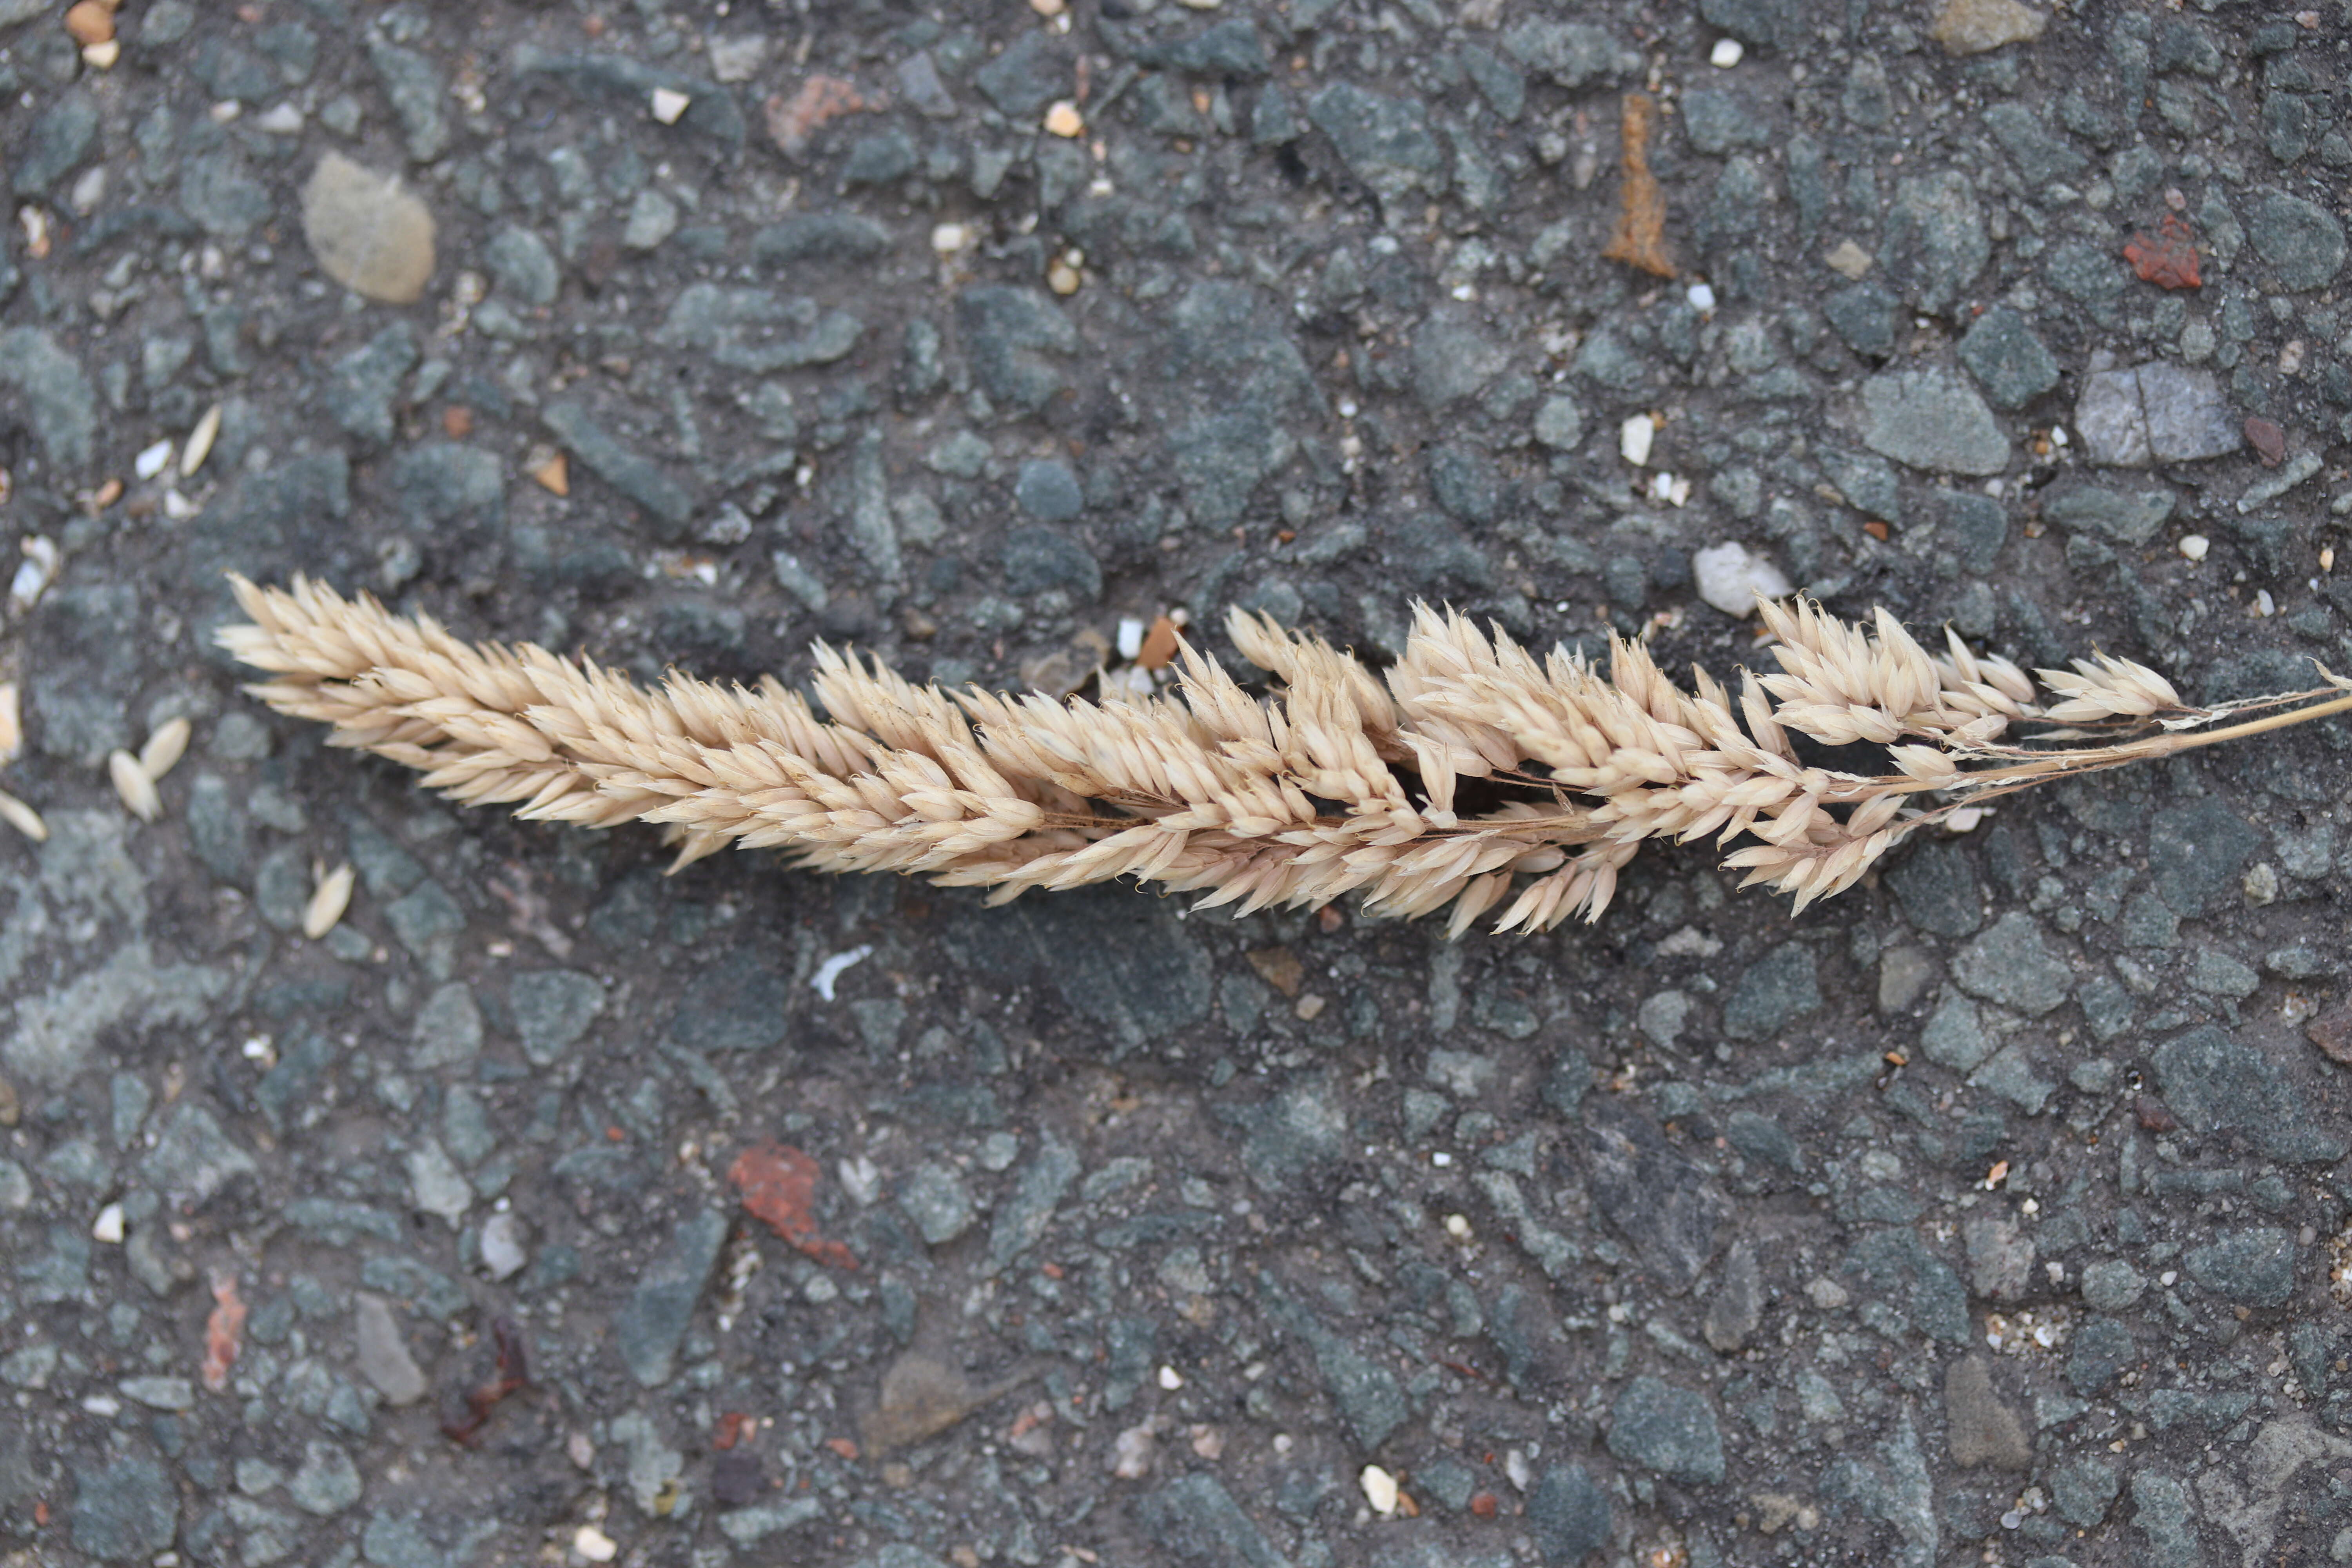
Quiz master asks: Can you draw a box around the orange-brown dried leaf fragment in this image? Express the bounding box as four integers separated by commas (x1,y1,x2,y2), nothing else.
1602,92,1675,279
201,1272,247,1392
730,1141,859,1269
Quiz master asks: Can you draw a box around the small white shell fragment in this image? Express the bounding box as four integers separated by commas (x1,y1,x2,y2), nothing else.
931,222,969,254
1116,617,1146,660
9,535,60,612
1710,38,1744,67
2178,534,2210,563
303,863,356,940
1619,413,1655,466
0,787,48,842
0,682,19,766
182,404,223,477
1360,1465,1400,1516
1686,281,1716,312
1157,1364,1183,1390
811,944,872,1000
572,1525,619,1563
92,1202,125,1244
134,440,174,480
650,87,692,124
1443,1213,1472,1239
110,750,162,822
82,38,120,69
139,717,191,782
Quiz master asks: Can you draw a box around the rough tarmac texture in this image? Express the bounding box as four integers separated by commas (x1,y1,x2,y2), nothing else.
3,2,2352,1566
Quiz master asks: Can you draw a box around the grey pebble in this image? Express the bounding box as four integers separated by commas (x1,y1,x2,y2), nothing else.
70,1455,178,1564
1860,366,2010,476
1607,1376,1725,1485
353,1293,429,1405
897,1162,977,1246
1957,305,2060,412
616,1207,729,1387
2073,361,2241,467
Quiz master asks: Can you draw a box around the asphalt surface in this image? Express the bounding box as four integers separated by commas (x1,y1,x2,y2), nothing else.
4,1,2352,1566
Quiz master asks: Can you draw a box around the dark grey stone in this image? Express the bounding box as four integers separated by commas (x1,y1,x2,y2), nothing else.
897,1163,976,1245
2249,189,2346,291
1001,527,1101,600
0,327,98,474
2042,483,2175,546
1136,17,1272,79
541,401,697,534
664,948,789,1053
1823,283,1898,359
1013,460,1084,523
2147,798,2259,917
2130,1472,2201,1568
1723,1110,1801,1172
1882,171,1988,318
1526,1465,1610,1562
1942,1356,2030,1470
143,1104,259,1204
1843,1229,1970,1344
1887,840,1982,938
957,287,1076,416
2045,239,2129,307
323,324,419,444
1459,44,1524,122
1860,367,2009,475
1721,942,1820,1040
1502,19,1641,83
1935,490,2008,575
14,93,98,194
484,226,559,306
1697,0,1808,50
512,970,605,1065
1427,444,1499,523
1681,89,1770,154
1984,103,2088,185
512,50,745,150
180,149,274,237
973,31,1068,117
384,881,464,958
2048,1454,2119,1528
1957,305,2060,410
389,442,503,530
659,285,864,373
1607,1377,1724,1485
751,213,892,265
1306,83,1445,208
616,1207,728,1386
194,37,277,103
1704,1240,1763,1351
71,1455,177,1562
1950,913,2070,1016
2065,1315,2133,1396
1584,1101,1732,1295
2150,1025,2347,1163
986,1136,1079,1275
1132,1474,1288,1568
368,40,450,162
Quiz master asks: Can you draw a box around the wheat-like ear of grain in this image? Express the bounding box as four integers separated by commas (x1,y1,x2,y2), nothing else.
216,575,2352,935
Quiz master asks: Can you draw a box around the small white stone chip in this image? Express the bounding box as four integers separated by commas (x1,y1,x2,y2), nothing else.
1117,617,1146,660
1620,413,1655,467
1044,100,1084,138
1157,1364,1183,1390
1710,38,1744,67
2178,534,2210,563
1691,541,1793,617
573,1525,619,1563
650,87,692,125
1686,281,1717,313
811,944,873,1001
134,440,174,480
1360,1465,1400,1516
92,1203,125,1244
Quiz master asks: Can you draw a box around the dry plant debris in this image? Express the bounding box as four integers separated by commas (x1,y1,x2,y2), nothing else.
220,575,2352,936
1601,92,1674,280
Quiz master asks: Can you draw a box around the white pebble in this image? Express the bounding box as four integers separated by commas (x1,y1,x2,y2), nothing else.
1360,1465,1399,1516
1157,1364,1183,1390
69,166,106,215
256,103,305,135
1443,1213,1472,1239
92,1202,125,1244
0,682,18,766
9,535,59,612
134,440,174,480
109,750,162,823
2178,534,2210,563
1710,38,1744,67
811,944,871,1001
479,1211,528,1281
1691,541,1793,617
572,1525,619,1563
1619,413,1655,466
303,862,356,940
139,717,191,782
1116,617,1146,660
650,87,692,125
163,490,202,521
931,222,970,254
1686,281,1716,313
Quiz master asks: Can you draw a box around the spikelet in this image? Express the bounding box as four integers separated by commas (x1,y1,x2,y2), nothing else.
215,575,2352,937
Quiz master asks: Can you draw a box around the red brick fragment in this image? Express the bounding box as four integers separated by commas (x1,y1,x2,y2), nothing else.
2135,1095,2178,1132
2308,998,2352,1065
729,1142,859,1270
2124,214,2201,290
714,1411,755,1451
764,76,880,158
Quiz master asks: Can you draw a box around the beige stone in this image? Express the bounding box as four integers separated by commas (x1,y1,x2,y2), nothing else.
300,152,436,305
1931,0,2046,56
